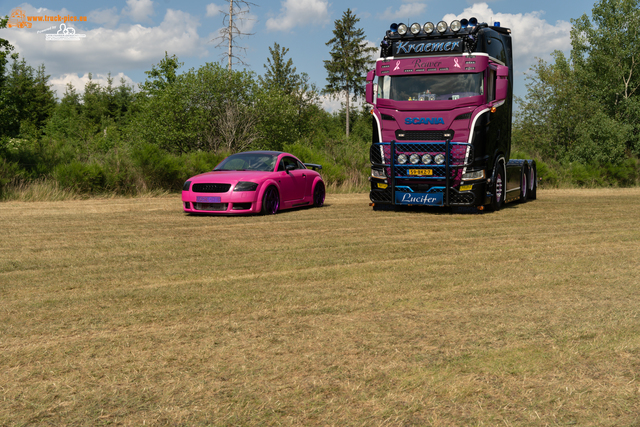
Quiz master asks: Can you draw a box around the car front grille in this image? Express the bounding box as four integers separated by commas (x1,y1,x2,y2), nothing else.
193,203,228,211
192,183,231,193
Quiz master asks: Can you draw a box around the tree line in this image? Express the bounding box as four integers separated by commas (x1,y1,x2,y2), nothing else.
1,0,639,200
0,9,375,199
513,0,640,186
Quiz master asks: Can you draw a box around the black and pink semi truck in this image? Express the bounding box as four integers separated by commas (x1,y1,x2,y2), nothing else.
366,18,537,211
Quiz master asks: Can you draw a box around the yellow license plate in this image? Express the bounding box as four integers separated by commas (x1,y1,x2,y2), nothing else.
408,169,433,176
377,183,388,189
459,185,473,191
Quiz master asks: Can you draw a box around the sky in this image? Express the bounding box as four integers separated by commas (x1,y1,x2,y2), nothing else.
1,0,597,111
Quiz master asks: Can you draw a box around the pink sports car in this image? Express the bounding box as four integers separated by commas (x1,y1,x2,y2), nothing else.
182,151,325,215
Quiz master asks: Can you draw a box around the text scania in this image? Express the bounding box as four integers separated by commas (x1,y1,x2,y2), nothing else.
396,40,461,55
405,117,445,125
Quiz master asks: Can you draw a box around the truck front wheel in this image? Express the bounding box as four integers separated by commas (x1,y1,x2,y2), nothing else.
490,159,505,211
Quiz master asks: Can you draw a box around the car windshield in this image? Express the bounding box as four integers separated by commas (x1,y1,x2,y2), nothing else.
377,73,483,101
214,153,278,172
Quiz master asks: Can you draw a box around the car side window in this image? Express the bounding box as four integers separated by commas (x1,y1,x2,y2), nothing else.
279,157,299,171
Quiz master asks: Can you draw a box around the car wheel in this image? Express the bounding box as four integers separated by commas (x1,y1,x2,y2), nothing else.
261,186,279,215
313,182,325,207
490,159,505,211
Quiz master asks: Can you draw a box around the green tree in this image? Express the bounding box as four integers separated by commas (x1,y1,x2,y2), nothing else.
324,9,376,139
0,58,56,138
516,0,640,166
259,42,300,94
571,0,640,155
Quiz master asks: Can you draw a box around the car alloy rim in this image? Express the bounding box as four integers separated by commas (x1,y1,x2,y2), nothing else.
266,187,279,213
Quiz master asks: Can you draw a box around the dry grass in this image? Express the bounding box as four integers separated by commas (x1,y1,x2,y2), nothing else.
1,189,639,426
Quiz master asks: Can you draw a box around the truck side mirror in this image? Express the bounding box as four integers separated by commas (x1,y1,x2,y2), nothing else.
495,65,509,101
365,70,375,105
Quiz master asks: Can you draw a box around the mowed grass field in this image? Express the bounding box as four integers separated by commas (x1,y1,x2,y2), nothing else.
1,189,640,426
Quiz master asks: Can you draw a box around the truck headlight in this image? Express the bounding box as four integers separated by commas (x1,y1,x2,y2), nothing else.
434,154,445,165
462,170,485,180
409,154,420,164
398,154,408,164
372,168,386,178
422,154,432,164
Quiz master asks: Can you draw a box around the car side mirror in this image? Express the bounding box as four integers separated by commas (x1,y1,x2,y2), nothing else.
285,164,296,173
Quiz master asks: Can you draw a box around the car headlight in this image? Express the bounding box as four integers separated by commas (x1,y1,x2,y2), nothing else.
183,181,191,191
409,154,420,164
234,181,258,191
397,154,408,164
422,154,432,164
434,154,445,165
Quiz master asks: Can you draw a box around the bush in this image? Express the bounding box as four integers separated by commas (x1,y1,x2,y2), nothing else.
54,161,106,193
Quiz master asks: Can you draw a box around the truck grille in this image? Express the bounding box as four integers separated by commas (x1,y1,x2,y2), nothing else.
395,130,455,141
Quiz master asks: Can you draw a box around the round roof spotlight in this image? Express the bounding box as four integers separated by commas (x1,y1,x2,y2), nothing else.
422,154,432,164
410,154,420,164
390,23,399,33
436,21,448,34
460,19,469,29
398,154,408,164
450,20,462,33
423,22,434,34
469,17,478,27
397,23,408,35
434,154,445,165
410,22,421,35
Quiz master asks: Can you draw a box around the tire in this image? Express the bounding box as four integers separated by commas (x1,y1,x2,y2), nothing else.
313,181,325,207
529,162,537,200
261,186,280,215
520,165,529,203
490,159,505,211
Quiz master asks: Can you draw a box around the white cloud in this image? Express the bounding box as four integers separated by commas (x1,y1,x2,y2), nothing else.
88,7,120,28
1,7,206,79
442,3,571,73
49,72,136,99
206,3,224,18
266,0,330,31
124,0,155,23
378,3,428,21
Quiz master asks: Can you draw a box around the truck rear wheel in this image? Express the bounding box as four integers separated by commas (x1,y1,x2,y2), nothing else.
490,159,505,211
520,165,529,203
529,163,537,200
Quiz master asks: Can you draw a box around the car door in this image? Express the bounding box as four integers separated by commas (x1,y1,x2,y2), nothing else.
277,156,306,201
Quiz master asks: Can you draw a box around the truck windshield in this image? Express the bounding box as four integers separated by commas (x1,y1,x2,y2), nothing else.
377,73,483,101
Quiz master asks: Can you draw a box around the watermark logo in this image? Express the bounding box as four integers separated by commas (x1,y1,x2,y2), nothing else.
6,7,87,28
7,7,32,29
45,23,86,41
